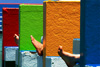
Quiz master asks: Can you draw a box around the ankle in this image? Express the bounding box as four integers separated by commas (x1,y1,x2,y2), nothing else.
74,54,80,59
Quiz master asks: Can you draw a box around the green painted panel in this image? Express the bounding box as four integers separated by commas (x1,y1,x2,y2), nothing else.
20,5,43,11
19,5,43,50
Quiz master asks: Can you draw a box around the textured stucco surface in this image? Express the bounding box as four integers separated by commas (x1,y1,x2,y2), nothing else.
19,5,43,50
46,56,67,67
19,51,38,67
43,2,80,56
4,47,18,61
38,56,80,67
3,8,19,60
3,8,19,46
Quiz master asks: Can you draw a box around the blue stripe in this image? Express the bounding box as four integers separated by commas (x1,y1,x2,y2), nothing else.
0,22,2,25
46,56,61,58
20,50,36,52
73,38,80,41
4,46,19,48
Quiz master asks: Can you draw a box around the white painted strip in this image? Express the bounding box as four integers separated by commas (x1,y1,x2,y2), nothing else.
0,12,2,14
59,0,80,1
45,56,67,67
0,16,2,18
0,25,2,27
0,20,2,22
19,51,38,67
0,29,2,31
4,47,19,61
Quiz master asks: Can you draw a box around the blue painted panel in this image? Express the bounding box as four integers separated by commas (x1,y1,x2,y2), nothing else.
0,22,2,25
81,0,100,66
0,4,19,31
0,18,2,20
0,0,44,4
0,4,19,11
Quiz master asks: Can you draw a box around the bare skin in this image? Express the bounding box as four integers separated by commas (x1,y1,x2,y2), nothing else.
58,46,80,67
14,34,43,56
14,34,80,67
30,35,43,56
14,34,19,45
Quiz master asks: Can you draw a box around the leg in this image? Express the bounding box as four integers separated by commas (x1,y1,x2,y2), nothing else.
14,34,19,45
14,34,43,56
30,35,43,56
58,46,80,67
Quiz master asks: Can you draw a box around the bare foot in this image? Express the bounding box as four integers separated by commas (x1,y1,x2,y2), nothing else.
14,34,19,45
30,35,43,56
58,46,80,67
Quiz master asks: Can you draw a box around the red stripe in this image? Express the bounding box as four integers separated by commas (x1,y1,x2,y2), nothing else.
0,3,43,5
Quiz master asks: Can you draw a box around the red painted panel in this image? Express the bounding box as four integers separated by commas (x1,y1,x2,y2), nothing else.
2,8,19,60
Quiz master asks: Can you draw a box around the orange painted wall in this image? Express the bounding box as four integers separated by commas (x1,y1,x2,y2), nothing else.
43,1,80,56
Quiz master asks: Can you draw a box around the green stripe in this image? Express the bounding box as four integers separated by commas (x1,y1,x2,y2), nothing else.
19,5,43,50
